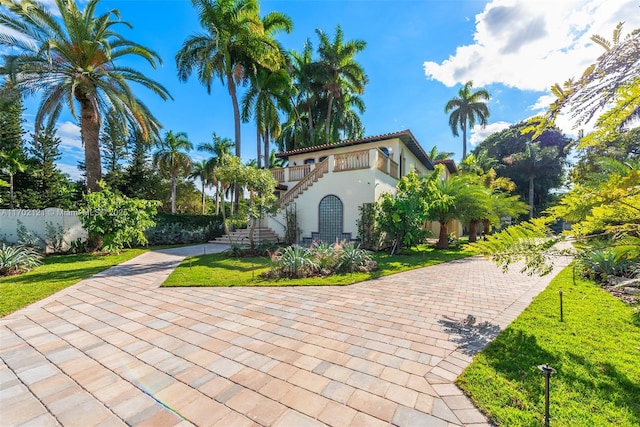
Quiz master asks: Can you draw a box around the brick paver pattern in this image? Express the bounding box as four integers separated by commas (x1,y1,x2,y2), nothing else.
0,244,569,426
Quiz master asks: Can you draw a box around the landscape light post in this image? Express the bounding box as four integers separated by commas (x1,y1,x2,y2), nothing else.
538,364,557,427
559,290,564,322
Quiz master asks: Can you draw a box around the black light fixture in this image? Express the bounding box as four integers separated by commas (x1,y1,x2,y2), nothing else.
559,290,564,322
538,364,557,427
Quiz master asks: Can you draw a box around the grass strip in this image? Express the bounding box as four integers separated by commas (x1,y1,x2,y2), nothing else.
0,248,147,317
457,265,640,426
163,245,475,287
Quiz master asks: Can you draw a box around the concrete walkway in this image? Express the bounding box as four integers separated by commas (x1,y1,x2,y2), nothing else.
1,244,570,426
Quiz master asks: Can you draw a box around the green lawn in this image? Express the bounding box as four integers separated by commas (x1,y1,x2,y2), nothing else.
0,248,148,317
457,266,640,426
163,245,475,287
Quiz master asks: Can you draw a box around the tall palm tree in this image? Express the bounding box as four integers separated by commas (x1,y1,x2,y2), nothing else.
198,134,234,215
445,81,490,160
190,159,212,214
0,147,26,208
153,131,193,214
316,25,368,144
175,0,291,160
0,0,171,192
242,68,291,168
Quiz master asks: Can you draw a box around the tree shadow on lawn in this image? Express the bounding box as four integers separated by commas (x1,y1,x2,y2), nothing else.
467,326,559,402
560,351,640,424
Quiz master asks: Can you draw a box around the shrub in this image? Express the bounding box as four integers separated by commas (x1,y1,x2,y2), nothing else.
335,242,375,273
0,244,42,275
146,213,223,245
44,221,67,254
264,241,377,279
578,247,633,283
79,182,159,253
145,224,207,245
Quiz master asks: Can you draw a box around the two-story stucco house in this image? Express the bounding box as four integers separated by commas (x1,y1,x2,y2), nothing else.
262,129,455,245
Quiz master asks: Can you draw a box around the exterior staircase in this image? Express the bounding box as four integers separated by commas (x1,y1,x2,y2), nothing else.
279,158,329,209
209,227,280,246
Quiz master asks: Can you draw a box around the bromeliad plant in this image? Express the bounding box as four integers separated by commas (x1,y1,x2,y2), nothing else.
0,244,42,276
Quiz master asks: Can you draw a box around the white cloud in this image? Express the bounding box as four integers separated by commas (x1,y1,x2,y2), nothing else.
57,163,83,182
424,0,640,91
470,121,511,145
57,121,83,152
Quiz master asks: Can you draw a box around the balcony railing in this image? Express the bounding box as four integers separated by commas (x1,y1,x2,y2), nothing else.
271,168,285,182
334,149,370,172
376,149,399,179
288,164,312,181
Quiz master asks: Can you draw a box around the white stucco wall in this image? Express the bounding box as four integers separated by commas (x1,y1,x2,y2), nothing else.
269,136,436,243
0,208,87,252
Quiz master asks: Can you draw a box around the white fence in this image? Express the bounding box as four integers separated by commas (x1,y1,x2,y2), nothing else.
0,208,86,253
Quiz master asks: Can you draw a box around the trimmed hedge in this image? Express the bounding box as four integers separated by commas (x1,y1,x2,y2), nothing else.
145,213,224,245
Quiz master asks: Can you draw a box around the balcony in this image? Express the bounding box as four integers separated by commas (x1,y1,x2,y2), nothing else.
270,147,399,184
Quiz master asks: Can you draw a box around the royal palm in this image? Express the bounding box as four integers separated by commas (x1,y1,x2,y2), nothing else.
316,26,367,144
445,81,490,160
0,0,171,192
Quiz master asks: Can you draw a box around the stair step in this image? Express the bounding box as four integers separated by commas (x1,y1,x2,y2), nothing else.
209,227,280,246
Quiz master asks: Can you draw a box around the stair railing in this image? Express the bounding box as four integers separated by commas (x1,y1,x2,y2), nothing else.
279,158,329,208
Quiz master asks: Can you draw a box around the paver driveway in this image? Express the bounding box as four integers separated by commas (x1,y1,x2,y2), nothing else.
1,244,569,426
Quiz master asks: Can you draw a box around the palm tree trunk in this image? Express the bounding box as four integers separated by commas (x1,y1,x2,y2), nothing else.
201,181,206,215
325,94,334,144
256,121,262,168
529,175,534,219
215,181,220,215
482,218,491,240
171,175,177,214
436,221,449,249
263,129,270,169
227,73,242,214
468,220,478,243
77,95,102,192
306,102,314,135
462,121,467,160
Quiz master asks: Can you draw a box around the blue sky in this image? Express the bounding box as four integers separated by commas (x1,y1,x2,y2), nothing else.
15,0,640,180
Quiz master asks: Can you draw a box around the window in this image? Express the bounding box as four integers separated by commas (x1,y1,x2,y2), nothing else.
304,158,315,164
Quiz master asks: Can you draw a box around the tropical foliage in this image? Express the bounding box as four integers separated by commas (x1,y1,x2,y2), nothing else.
277,26,368,150
376,171,435,254
78,182,159,253
0,0,171,192
176,0,292,162
529,22,640,146
263,241,376,279
473,121,571,216
471,23,639,286
0,244,41,275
